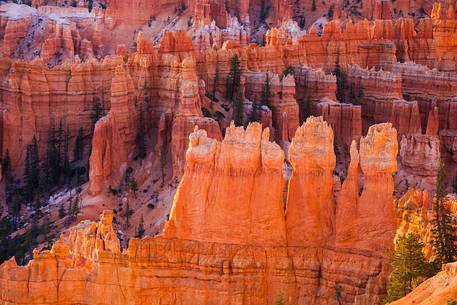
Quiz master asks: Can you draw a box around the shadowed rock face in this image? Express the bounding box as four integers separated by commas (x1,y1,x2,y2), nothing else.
1,118,399,305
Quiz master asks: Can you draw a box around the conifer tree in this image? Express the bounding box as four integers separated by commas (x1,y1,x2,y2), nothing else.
43,123,61,190
328,4,335,18
74,127,84,161
91,98,104,127
312,0,316,11
233,89,244,126
226,55,241,100
129,178,138,198
3,150,15,213
24,136,40,201
384,234,433,303
160,136,168,186
431,160,457,265
62,126,70,178
249,102,258,123
212,54,219,102
136,215,145,238
58,203,66,218
334,50,347,103
24,145,32,200
136,110,147,160
2,149,11,180
261,72,271,107
30,136,40,190
300,94,313,124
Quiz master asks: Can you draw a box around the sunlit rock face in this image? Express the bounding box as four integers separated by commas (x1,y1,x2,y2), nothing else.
1,119,399,305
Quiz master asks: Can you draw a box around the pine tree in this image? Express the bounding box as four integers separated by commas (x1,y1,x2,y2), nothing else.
334,50,347,103
160,138,167,187
260,0,269,22
58,203,66,218
2,149,11,180
129,178,138,198
328,4,335,18
43,123,61,191
335,283,343,305
226,55,241,100
3,150,15,213
300,94,313,124
212,54,219,102
233,89,244,127
74,127,84,161
261,72,271,107
136,215,145,238
357,84,365,103
91,98,104,127
24,145,32,201
431,160,457,266
136,110,147,160
73,193,80,217
62,126,70,179
249,102,258,123
125,201,133,228
30,136,40,190
384,234,433,303
24,136,40,201
312,0,316,11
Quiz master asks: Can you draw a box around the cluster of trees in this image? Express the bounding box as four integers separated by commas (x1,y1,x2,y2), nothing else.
385,161,457,303
0,211,54,265
3,97,107,218
384,234,434,303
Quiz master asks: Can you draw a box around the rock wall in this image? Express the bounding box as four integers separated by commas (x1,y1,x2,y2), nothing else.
345,64,422,135
0,56,119,176
294,65,337,111
397,134,440,194
315,99,362,149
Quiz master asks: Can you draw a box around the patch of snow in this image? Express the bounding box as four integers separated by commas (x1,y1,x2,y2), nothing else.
310,17,328,36
0,3,37,20
282,20,306,43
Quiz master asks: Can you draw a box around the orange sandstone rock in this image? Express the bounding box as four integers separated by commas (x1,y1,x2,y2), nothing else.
336,123,398,253
165,122,287,246
286,117,336,247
